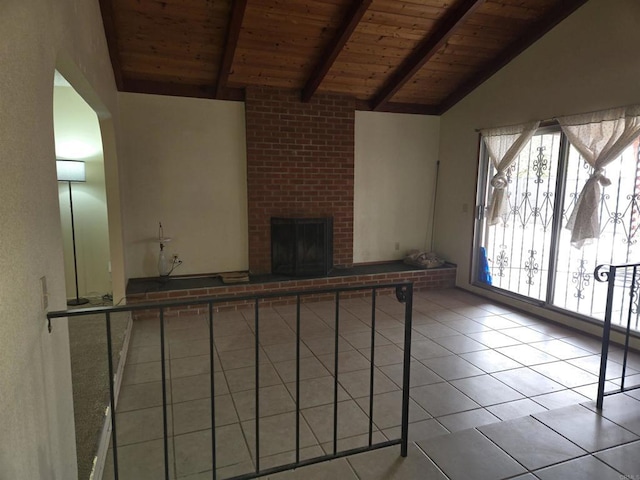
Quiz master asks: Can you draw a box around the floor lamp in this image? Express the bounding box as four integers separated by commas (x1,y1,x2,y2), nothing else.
57,159,89,306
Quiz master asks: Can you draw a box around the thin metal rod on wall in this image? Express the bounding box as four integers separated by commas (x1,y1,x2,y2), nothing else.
429,160,440,252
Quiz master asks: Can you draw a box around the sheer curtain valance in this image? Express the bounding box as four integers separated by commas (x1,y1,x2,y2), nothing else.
481,121,540,225
558,105,640,248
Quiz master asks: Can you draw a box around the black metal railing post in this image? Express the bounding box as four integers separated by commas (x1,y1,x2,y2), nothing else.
254,298,260,472
159,307,170,479
47,281,414,480
295,295,301,464
399,284,413,457
595,263,640,408
367,289,376,447
105,312,119,480
209,302,218,480
620,266,637,392
595,264,617,409
595,264,616,409
333,291,340,456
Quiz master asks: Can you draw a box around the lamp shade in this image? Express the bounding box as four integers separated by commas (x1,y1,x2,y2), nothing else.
56,160,86,182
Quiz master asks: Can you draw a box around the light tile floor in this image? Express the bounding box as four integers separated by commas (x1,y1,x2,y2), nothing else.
103,288,640,479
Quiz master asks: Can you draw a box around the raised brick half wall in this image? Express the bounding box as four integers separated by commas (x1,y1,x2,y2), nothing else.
127,266,457,319
245,87,355,274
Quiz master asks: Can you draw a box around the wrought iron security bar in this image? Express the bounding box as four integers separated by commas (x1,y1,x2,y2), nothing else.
594,263,640,409
47,282,414,480
478,129,640,331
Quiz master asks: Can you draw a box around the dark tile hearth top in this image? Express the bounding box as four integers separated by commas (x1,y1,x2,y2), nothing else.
126,261,456,295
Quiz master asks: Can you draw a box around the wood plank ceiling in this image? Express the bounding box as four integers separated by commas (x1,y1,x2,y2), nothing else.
100,0,588,114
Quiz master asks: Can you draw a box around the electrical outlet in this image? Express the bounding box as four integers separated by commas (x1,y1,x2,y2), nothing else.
394,242,400,251
40,276,48,311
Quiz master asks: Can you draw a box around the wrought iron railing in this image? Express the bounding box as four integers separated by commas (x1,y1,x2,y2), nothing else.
47,282,413,479
594,263,640,409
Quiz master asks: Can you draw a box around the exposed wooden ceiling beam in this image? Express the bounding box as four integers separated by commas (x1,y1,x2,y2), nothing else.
301,0,373,102
370,0,485,111
98,0,124,90
437,0,589,114
123,79,245,102
216,0,248,99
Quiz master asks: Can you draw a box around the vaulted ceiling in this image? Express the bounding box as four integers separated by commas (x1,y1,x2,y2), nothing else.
100,0,587,114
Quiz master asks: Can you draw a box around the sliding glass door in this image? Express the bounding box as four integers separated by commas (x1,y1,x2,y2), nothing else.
553,136,640,321
478,128,563,301
475,128,640,328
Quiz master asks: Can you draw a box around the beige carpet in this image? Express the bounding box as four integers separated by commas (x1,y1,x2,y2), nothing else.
68,302,129,480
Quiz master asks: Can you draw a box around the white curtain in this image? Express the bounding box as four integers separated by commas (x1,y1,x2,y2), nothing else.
481,121,540,225
559,106,640,248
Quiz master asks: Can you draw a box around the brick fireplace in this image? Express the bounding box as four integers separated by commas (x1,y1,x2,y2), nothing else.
127,86,458,315
245,87,355,274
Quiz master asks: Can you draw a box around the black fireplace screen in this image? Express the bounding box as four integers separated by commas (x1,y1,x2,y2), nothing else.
271,217,333,276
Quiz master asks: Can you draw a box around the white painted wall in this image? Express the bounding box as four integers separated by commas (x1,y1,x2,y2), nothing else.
119,93,248,278
0,0,119,477
354,111,440,262
100,118,128,304
55,85,112,299
434,0,640,334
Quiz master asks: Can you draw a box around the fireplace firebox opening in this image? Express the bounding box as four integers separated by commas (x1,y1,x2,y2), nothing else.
271,217,333,276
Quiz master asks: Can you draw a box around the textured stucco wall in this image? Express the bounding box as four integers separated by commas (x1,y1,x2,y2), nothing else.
119,93,248,279
0,0,118,477
354,111,440,262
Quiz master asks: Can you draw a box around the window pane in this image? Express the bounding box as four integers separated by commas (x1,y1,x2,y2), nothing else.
481,132,562,301
553,137,640,328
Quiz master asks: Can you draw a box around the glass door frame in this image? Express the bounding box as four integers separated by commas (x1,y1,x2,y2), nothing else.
472,125,640,337
471,124,570,307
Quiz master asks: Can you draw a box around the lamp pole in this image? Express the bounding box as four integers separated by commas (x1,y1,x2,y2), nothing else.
57,159,89,306
66,179,88,306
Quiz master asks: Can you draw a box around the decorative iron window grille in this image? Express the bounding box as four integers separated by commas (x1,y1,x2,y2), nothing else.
475,127,640,331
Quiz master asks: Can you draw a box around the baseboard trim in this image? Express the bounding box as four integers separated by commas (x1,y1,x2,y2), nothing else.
90,314,133,480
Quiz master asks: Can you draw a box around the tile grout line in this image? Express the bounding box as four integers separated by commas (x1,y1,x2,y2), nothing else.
411,438,454,480
118,291,640,479
531,404,640,453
